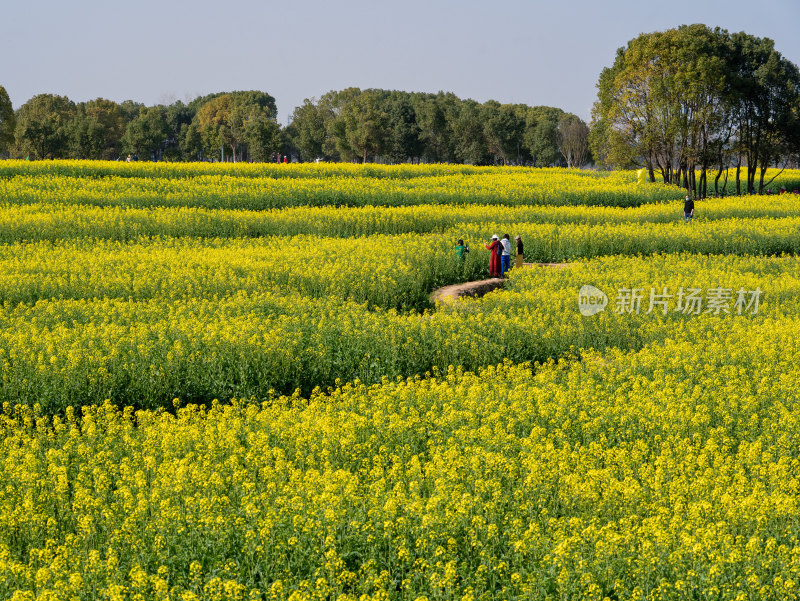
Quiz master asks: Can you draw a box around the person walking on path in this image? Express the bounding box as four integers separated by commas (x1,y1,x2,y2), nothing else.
500,234,512,276
683,195,694,223
484,235,501,277
515,235,524,269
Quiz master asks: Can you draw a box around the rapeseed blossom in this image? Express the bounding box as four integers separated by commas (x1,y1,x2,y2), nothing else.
0,161,799,599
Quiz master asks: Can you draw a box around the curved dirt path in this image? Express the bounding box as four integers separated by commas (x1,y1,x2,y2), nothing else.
431,263,577,304
431,278,505,303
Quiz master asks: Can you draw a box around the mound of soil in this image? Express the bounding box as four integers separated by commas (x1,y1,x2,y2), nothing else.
431,278,505,304
431,263,576,304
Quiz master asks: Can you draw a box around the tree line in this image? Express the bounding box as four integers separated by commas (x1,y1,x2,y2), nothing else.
591,24,800,196
0,86,590,167
0,90,282,163
1,23,796,186
285,89,590,166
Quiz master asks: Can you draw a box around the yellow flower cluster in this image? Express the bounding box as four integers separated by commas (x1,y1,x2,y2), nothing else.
0,161,799,598
0,161,685,209
0,234,478,309
0,253,796,413
1,337,800,599
2,194,800,243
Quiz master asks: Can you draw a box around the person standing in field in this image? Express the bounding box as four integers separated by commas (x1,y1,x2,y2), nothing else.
456,239,469,261
515,235,524,268
484,235,501,277
683,195,694,223
500,234,512,276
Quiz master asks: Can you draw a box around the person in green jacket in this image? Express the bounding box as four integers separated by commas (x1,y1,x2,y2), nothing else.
455,239,469,260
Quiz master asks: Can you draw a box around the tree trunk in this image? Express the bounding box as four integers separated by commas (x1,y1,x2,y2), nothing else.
735,157,741,196
721,165,728,197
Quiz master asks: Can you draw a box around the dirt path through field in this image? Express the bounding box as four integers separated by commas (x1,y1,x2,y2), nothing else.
431,262,577,304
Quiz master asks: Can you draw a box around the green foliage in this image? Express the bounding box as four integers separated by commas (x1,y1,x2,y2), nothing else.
525,107,562,166
290,89,575,166
483,101,525,165
68,98,125,159
341,89,390,163
0,85,14,156
191,91,281,162
384,93,423,163
592,24,800,195
290,99,326,161
121,105,167,159
14,93,76,159
453,99,490,165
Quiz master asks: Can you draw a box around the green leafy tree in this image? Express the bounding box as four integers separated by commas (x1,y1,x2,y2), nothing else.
121,106,167,159
341,90,390,163
163,101,195,161
194,91,280,162
383,93,423,163
588,117,613,169
0,86,15,157
412,92,458,163
15,94,75,159
179,121,204,160
524,106,563,166
483,101,525,165
69,98,124,159
319,88,363,161
452,100,490,165
243,106,282,162
195,95,230,159
592,24,800,195
290,99,326,161
728,31,800,193
556,114,590,168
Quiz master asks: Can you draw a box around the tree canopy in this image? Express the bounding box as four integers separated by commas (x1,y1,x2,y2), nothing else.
286,89,583,166
0,82,585,165
592,24,800,196
8,22,795,178
0,86,14,157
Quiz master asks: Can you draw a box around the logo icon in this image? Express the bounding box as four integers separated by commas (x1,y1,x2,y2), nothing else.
578,285,608,316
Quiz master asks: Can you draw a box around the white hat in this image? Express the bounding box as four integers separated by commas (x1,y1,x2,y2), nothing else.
491,234,498,240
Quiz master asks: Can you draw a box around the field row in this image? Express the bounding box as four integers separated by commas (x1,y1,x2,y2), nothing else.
0,168,691,209
0,160,667,181
2,163,798,210
0,254,795,410
1,331,798,600
2,161,799,599
0,221,797,312
0,195,799,242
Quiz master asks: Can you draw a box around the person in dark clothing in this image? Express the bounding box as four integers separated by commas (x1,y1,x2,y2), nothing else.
514,235,524,269
684,195,694,223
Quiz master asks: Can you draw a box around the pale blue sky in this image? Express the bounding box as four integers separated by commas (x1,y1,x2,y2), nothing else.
3,0,799,124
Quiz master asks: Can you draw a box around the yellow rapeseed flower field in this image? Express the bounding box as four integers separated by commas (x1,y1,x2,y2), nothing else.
0,161,799,599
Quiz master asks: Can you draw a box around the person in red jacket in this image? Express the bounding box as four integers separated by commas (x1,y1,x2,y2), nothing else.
484,234,501,277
